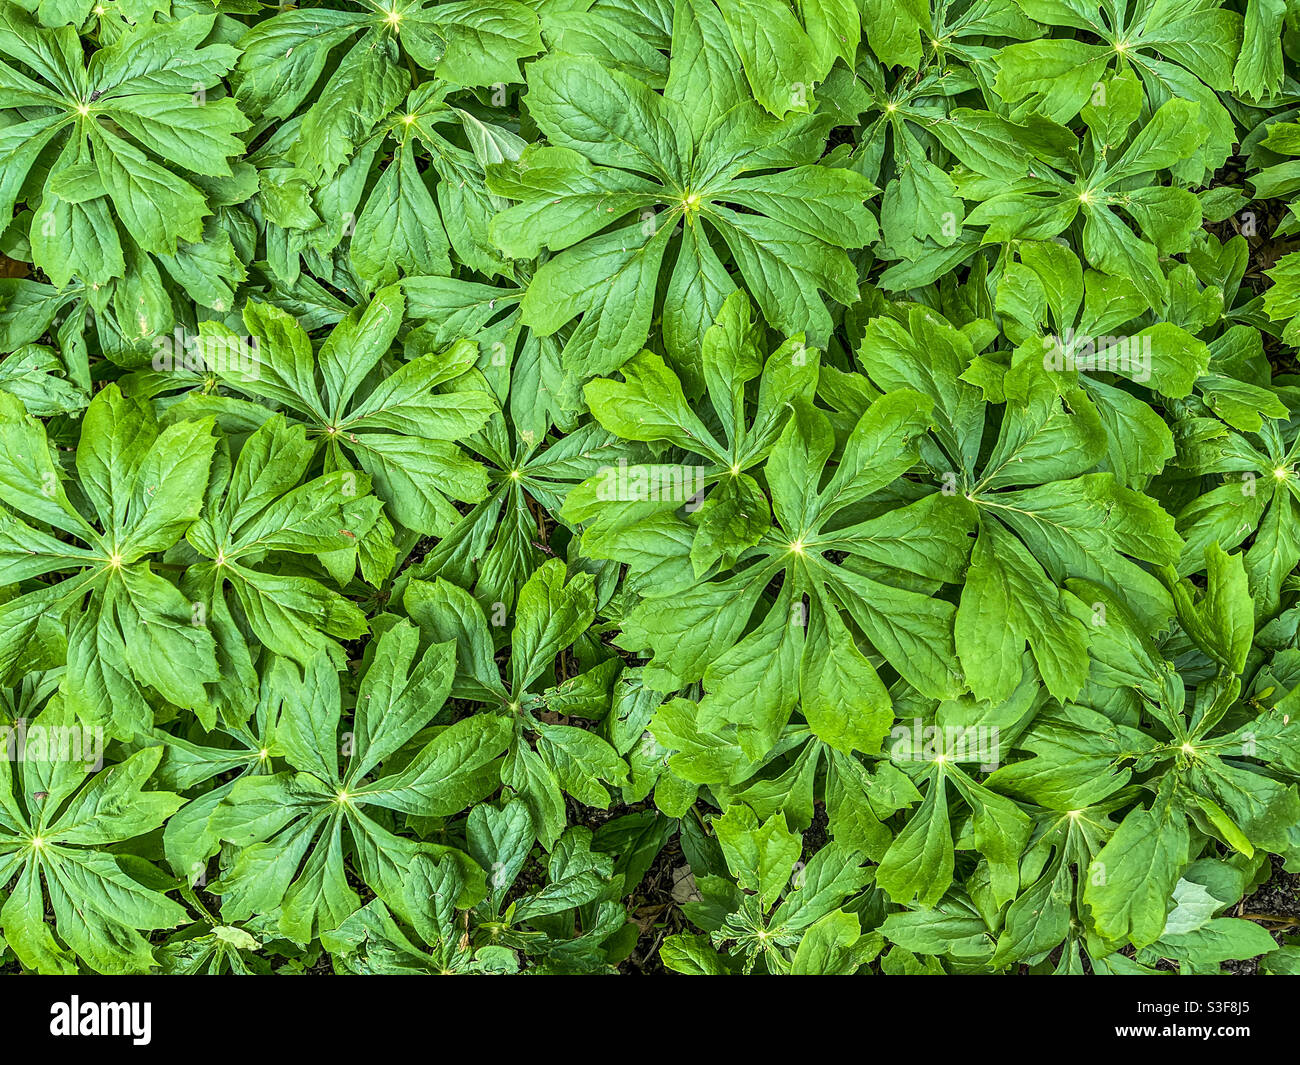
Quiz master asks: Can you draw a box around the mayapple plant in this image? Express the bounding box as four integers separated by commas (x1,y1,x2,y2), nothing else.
0,0,1299,978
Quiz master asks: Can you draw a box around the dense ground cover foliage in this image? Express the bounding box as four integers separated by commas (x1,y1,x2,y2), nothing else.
3,0,1300,975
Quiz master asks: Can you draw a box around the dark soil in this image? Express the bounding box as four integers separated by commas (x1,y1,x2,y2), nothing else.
618,832,688,975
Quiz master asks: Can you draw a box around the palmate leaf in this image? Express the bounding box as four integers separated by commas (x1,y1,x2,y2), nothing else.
208,621,510,943
983,547,1300,958
0,385,219,738
321,857,482,974
843,38,1045,257
1163,334,1299,616
0,0,1298,980
155,666,282,881
251,82,528,297
360,85,527,284
992,0,1239,182
486,0,876,381
154,913,270,975
405,558,629,849
0,698,186,974
986,800,1118,969
857,304,1182,705
662,807,876,974
367,806,626,973
180,413,388,715
959,83,1209,309
563,296,970,763
396,413,628,615
203,285,496,536
872,548,1300,969
585,378,965,759
464,814,631,971
991,238,1212,488
0,10,249,286
233,0,542,175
